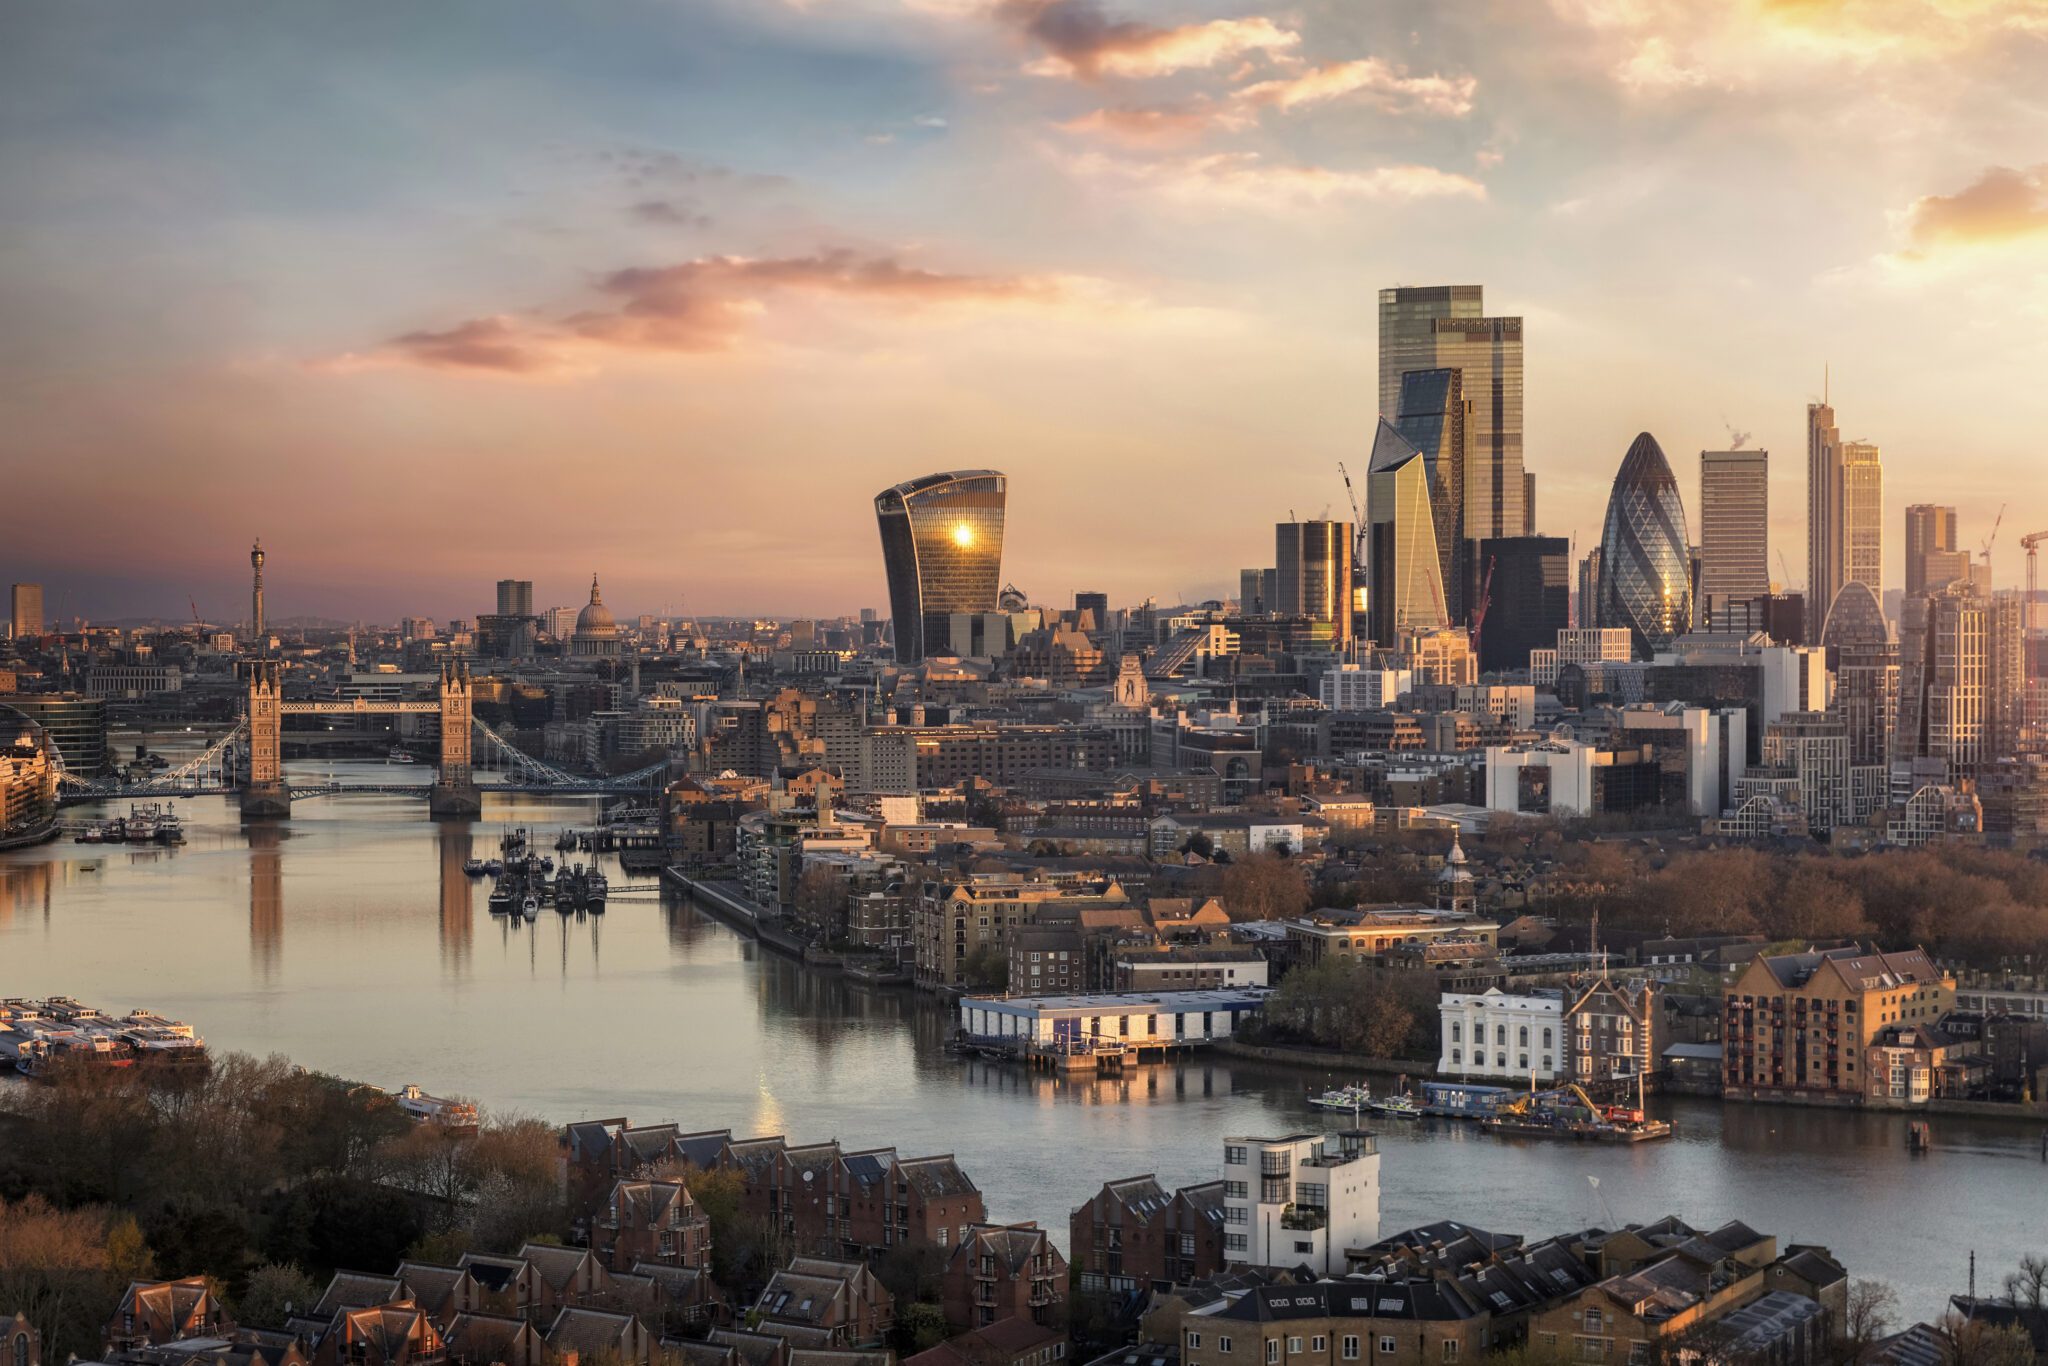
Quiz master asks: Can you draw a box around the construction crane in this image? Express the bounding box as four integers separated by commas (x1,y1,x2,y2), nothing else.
1338,462,1368,595
1777,549,1795,596
1470,555,1497,663
2025,530,2048,605
1981,502,2008,573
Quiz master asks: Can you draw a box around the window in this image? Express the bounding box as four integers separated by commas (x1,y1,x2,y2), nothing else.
1451,1023,1462,1043
1451,1049,1462,1065
1225,1233,1247,1252
1219,1339,1233,1356
1442,1344,1459,1362
1294,1241,1313,1254
1542,1028,1553,1047
1584,1308,1603,1332
1225,1146,1248,1165
1379,1339,1396,1356
1267,1341,1280,1364
1189,1335,1203,1351
1288,1339,1302,1355
938,1228,949,1245
1519,1026,1529,1047
1225,1181,1247,1199
1341,1338,1359,1361
1496,1025,1506,1045
1311,1338,1326,1353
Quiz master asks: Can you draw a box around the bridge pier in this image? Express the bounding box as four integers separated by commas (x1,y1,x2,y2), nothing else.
428,781,483,819
240,783,293,819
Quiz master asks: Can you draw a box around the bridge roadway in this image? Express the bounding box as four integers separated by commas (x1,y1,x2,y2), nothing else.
58,778,662,805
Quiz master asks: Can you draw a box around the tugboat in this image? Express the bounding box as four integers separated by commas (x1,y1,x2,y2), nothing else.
463,858,488,877
1368,1093,1424,1119
1309,1083,1373,1111
487,878,515,913
585,869,608,912
555,874,576,912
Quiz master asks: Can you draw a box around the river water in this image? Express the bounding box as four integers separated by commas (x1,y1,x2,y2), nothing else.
2,759,2040,1322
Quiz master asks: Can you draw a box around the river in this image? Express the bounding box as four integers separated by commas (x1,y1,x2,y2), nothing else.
2,759,2040,1323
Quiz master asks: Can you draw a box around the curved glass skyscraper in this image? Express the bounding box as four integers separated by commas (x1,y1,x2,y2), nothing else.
875,470,1007,663
1597,432,1693,657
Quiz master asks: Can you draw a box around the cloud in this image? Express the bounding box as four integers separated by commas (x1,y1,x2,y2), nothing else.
1896,164,2048,258
1233,58,1478,117
995,0,1300,79
335,250,1077,377
1550,0,2048,94
1056,101,1246,147
380,317,564,375
630,199,710,228
1063,149,1487,209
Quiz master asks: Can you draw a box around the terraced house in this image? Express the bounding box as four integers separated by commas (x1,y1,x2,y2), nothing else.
1070,1176,1229,1295
1722,946,1955,1103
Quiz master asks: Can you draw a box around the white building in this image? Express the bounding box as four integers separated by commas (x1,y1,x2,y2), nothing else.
1221,1132,1380,1275
957,989,1267,1050
1438,987,1564,1082
1556,628,1635,666
1319,665,1412,711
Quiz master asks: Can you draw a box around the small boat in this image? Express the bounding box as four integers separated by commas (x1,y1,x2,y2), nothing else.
483,859,503,875
388,747,416,763
520,895,539,921
585,870,608,911
1309,1084,1372,1111
556,830,576,852
539,855,554,873
463,859,487,877
487,879,514,912
74,823,107,844
1369,1094,1423,1119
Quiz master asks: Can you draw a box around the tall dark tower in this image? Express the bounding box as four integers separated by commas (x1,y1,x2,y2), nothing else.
250,538,266,644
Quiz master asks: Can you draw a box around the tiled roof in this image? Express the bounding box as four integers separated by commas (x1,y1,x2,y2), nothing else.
543,1308,637,1357
898,1155,979,1199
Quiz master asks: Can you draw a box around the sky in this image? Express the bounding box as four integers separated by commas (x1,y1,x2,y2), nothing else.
3,0,2047,624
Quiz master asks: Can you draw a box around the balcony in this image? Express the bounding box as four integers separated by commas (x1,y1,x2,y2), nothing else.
1279,1204,1328,1232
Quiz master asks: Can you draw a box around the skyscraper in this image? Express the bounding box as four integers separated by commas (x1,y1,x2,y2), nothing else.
1819,579,1897,771
1393,367,1468,624
1377,285,1524,550
1364,419,1449,647
1896,582,1987,777
1698,449,1769,624
1596,432,1694,658
1275,520,1353,648
1477,536,1570,674
1841,441,1883,600
9,584,43,639
1904,504,1970,597
874,470,1007,664
496,578,534,618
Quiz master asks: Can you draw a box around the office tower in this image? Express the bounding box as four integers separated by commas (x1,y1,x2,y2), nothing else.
859,607,877,624
1477,537,1570,673
1820,580,1897,770
1904,505,1953,596
249,540,266,642
1237,567,1279,615
1377,285,1524,547
1523,471,1536,536
1698,449,1770,624
1841,441,1883,599
1896,582,1987,777
542,605,578,639
1807,395,1841,618
1596,433,1695,658
9,584,43,639
1577,550,1602,630
874,470,1007,664
495,578,534,618
1364,419,1449,646
1393,367,1468,624
1074,590,1109,625
1275,520,1353,647
1989,591,2026,759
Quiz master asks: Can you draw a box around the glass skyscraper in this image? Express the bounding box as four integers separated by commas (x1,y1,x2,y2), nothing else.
1596,432,1694,658
1365,418,1449,646
874,470,1007,663
1819,579,1897,770
1275,520,1353,647
1807,392,1882,618
1377,285,1524,546
1393,367,1468,624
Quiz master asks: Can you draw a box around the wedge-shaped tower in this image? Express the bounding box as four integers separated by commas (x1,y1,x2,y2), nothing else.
1366,418,1450,647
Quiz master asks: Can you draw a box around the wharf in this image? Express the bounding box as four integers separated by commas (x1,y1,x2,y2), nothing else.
662,871,809,960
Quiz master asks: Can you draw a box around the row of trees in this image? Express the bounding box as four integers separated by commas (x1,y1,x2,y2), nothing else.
0,1054,567,1357
1254,958,1441,1061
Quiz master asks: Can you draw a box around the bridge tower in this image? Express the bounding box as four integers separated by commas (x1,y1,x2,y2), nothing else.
429,661,483,819
239,659,291,818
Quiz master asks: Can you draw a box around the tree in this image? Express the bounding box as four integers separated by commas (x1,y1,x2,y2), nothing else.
262,1177,425,1279
685,1166,783,1293
1222,852,1309,922
793,866,849,939
0,1194,120,1362
2005,1253,2048,1312
1260,959,1433,1059
235,1262,320,1330
1937,1314,2035,1366
1178,832,1215,860
1826,1280,1898,1366
961,945,1009,992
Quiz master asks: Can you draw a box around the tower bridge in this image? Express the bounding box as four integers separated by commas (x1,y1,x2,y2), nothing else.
54,661,667,817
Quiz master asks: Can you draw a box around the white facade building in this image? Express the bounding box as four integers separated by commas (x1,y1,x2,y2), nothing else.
1221,1132,1380,1276
1438,987,1565,1082
1318,665,1413,711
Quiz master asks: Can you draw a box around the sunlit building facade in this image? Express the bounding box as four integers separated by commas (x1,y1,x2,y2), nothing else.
1698,449,1769,623
1896,582,1987,778
1275,519,1353,648
1820,580,1898,820
1364,419,1449,647
1841,440,1883,600
875,470,1007,663
1377,285,1525,546
1596,432,1694,658
1393,367,1469,624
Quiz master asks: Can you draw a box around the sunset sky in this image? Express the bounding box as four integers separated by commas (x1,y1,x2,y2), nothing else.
4,0,2046,624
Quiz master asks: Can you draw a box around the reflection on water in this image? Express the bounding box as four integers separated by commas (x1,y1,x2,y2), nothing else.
0,763,2042,1321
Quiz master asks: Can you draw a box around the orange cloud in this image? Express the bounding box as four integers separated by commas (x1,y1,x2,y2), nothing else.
996,0,1299,80
1898,164,2048,257
1063,149,1487,209
1056,101,1246,146
1233,58,1478,117
343,250,1073,377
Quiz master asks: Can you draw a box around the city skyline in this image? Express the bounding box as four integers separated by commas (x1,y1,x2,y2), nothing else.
4,1,2047,621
